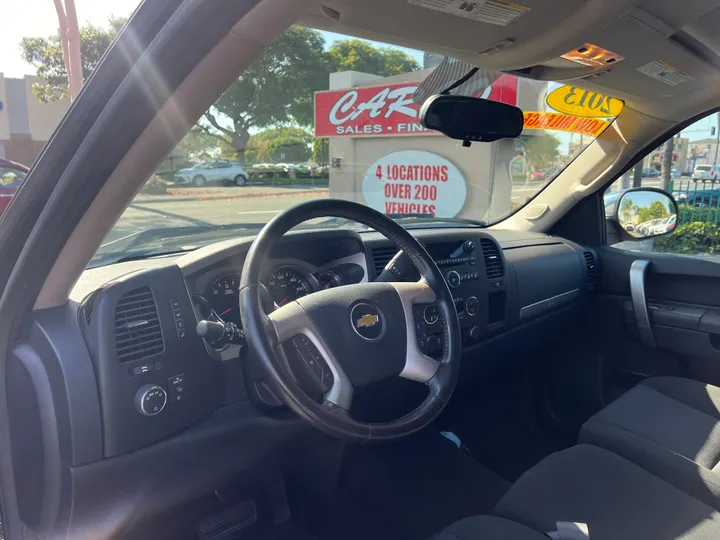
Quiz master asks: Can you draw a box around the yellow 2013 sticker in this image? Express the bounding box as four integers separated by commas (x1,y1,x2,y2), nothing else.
523,112,611,138
546,85,624,118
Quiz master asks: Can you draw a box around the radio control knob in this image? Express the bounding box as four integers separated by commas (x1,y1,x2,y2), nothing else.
465,296,479,316
463,240,476,253
135,385,167,416
445,270,461,288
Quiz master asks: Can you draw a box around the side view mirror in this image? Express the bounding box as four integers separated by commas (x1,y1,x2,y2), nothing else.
608,187,678,241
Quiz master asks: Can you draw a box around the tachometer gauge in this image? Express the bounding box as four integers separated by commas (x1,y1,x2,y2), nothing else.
266,266,316,306
210,274,242,326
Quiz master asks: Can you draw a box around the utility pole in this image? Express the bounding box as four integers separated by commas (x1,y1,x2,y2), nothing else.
714,112,720,165
632,161,643,187
53,0,84,100
661,136,674,192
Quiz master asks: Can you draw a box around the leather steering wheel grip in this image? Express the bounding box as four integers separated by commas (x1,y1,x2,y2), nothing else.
239,199,462,442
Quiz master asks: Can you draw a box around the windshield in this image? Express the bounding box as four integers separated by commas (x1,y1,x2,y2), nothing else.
90,28,619,266
696,165,712,171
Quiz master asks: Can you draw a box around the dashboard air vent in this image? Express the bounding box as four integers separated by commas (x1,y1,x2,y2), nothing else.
114,287,164,362
480,239,504,279
371,246,398,275
583,251,596,286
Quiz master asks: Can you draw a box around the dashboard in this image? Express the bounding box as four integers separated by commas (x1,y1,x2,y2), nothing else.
7,226,597,536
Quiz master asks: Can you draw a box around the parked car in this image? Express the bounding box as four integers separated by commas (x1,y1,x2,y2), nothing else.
685,191,720,207
671,169,683,179
174,159,249,187
642,167,660,177
692,164,720,181
0,159,29,216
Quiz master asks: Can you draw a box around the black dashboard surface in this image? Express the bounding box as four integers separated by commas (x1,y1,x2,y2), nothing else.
11,226,597,535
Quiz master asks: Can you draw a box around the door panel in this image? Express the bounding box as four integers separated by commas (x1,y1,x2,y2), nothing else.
594,246,720,388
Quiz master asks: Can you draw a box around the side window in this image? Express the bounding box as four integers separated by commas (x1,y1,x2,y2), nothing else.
605,113,720,256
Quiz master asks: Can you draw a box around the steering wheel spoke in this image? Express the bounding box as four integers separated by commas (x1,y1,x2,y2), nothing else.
390,280,440,383
268,302,353,411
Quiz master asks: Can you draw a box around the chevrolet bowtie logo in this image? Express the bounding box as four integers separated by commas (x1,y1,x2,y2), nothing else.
356,313,379,328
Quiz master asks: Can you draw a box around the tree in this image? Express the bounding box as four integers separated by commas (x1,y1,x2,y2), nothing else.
199,30,419,161
20,17,125,102
326,39,418,77
197,27,328,162
312,138,329,165
523,134,560,171
245,127,313,163
620,197,634,222
637,200,671,222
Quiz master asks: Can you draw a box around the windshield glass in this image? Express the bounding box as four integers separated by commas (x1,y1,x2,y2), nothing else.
91,28,620,267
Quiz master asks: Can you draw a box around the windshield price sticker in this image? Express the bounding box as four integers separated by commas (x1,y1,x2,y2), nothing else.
546,85,624,118
523,112,610,138
314,77,518,138
362,150,467,217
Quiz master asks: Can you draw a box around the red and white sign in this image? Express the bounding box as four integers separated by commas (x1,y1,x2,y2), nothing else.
362,150,467,217
315,75,518,137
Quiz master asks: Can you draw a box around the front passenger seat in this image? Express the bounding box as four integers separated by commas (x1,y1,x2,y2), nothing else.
434,444,720,539
581,376,720,511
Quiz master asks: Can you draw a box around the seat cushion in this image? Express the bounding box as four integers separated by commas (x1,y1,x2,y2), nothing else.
581,376,720,510
495,445,720,539
431,515,547,540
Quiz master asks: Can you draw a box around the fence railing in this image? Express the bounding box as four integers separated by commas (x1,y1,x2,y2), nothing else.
670,179,720,226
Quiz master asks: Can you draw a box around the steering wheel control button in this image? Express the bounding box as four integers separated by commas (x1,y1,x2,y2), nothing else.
424,304,440,325
445,270,461,288
350,303,385,341
167,374,186,403
135,385,167,416
465,296,480,316
290,335,333,391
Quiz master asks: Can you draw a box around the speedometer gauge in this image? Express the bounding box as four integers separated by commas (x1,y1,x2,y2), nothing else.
267,266,316,306
210,274,242,326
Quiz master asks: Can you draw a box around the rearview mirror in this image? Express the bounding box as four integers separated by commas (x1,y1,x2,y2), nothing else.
419,94,524,144
610,188,678,240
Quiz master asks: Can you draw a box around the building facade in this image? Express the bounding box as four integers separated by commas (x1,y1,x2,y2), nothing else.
0,74,70,166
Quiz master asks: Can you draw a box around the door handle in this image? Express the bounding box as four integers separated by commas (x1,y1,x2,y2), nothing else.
630,260,655,348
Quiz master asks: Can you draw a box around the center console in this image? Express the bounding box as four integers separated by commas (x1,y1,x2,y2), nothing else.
410,237,509,356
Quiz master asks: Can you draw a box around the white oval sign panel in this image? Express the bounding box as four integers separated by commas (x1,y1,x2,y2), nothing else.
362,150,467,218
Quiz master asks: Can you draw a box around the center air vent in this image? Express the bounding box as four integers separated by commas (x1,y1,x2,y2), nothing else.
371,246,398,275
480,238,504,279
583,251,597,287
114,287,164,362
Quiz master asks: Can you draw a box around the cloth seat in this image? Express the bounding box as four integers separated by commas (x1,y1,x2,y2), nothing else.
581,376,720,510
431,515,547,540
494,444,720,539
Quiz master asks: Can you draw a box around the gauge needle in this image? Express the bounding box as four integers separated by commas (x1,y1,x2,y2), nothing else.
219,308,233,316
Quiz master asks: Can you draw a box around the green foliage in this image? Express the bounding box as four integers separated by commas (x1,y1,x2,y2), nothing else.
522,134,560,171
637,200,671,223
139,175,169,195
312,138,329,165
655,222,720,255
200,28,418,160
20,17,125,102
326,39,419,77
245,127,313,163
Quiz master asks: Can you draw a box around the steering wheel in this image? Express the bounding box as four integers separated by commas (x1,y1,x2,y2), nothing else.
239,199,461,442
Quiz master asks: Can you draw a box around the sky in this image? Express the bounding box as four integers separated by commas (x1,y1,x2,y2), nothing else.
1,0,716,146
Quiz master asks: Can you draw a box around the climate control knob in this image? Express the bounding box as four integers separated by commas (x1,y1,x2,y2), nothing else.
465,296,479,316
135,385,167,416
445,270,461,288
